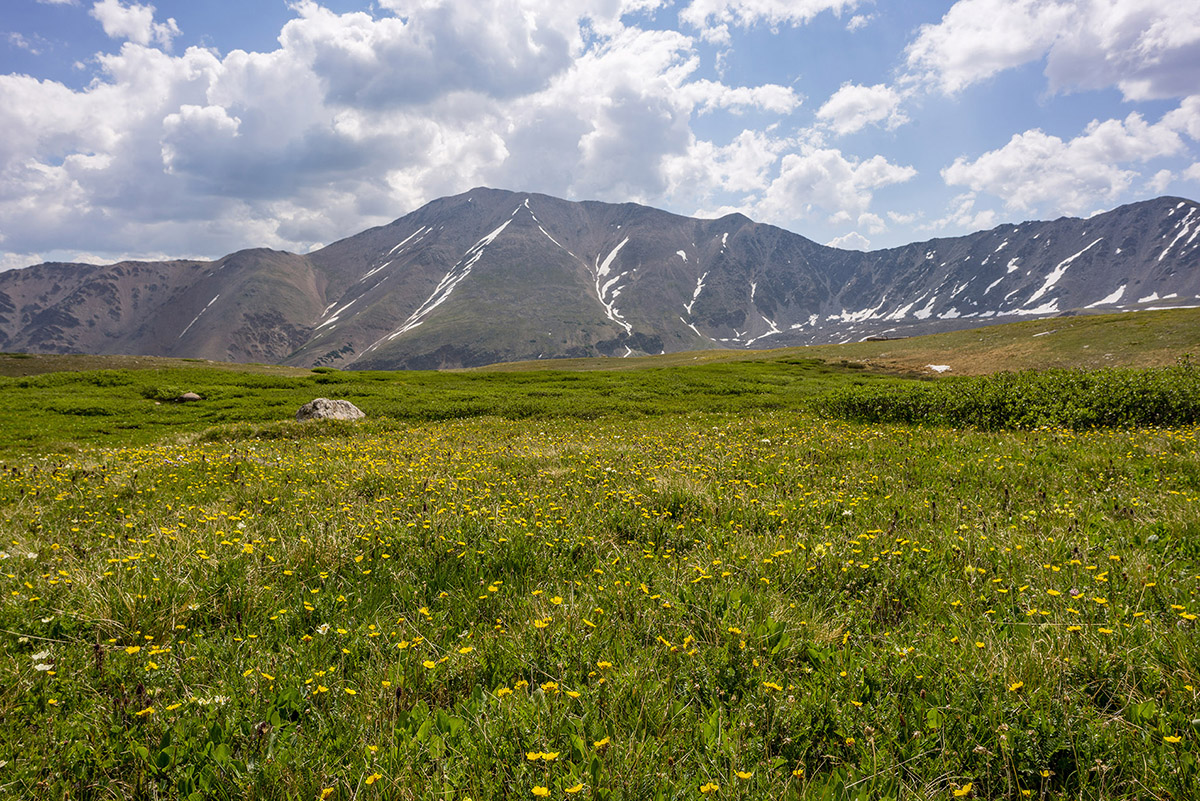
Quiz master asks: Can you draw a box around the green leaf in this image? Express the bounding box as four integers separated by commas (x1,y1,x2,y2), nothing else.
415,717,432,743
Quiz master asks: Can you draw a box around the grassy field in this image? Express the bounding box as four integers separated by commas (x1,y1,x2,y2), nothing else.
474,308,1200,376
1,315,1199,800
0,357,895,458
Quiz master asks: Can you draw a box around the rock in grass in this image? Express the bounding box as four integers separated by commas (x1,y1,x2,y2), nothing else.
296,398,365,422
175,392,202,402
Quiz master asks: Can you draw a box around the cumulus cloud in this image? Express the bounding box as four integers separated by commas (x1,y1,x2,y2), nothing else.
0,0,824,266
887,210,918,225
827,231,870,250
90,0,179,49
278,0,579,108
942,109,1186,213
663,129,786,203
904,0,1071,94
1163,95,1200,141
905,0,1200,101
679,0,864,43
752,146,916,226
1146,169,1173,193
816,83,906,135
1045,0,1200,101
857,212,885,234
922,192,998,234
679,80,800,115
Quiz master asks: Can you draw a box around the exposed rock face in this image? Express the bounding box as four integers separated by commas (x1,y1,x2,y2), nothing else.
295,398,365,421
1,189,1198,369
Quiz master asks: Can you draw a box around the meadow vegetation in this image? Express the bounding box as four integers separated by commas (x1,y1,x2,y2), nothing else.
0,343,1198,799
822,361,1200,430
0,357,886,457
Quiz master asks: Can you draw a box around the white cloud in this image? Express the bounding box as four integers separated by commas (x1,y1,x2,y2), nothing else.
663,129,786,202
90,0,180,49
827,231,870,250
857,212,885,234
753,146,916,226
816,83,906,135
923,192,998,233
1146,169,1172,193
679,80,800,115
1045,0,1200,101
1185,163,1200,183
0,1,814,264
1163,95,1200,141
905,0,1200,101
680,0,864,43
942,110,1186,213
904,0,1071,94
845,14,874,32
278,0,579,108
7,33,42,54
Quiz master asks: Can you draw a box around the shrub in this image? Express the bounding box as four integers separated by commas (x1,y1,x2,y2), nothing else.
819,363,1200,429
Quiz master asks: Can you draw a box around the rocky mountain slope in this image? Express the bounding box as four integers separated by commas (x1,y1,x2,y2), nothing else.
2,188,1198,369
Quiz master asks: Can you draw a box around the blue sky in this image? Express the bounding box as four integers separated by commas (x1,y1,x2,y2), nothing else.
1,0,1198,270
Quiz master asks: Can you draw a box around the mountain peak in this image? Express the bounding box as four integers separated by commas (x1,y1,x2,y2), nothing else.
2,191,1198,369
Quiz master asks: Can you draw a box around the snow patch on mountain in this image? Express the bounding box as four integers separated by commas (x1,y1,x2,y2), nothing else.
594,237,632,333
684,271,708,315
1159,207,1195,261
913,295,937,320
1087,285,1126,307
369,217,513,348
178,295,220,339
1026,237,1103,306
360,260,392,284
388,226,429,256
317,297,357,330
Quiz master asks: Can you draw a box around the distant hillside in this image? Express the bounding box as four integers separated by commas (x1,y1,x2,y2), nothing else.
6,307,1198,383
1,188,1197,369
471,307,1200,376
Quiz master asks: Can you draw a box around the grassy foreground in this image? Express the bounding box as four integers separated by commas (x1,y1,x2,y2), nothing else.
1,400,1198,799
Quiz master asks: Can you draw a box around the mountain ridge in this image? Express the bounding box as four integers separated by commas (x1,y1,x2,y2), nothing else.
1,188,1197,369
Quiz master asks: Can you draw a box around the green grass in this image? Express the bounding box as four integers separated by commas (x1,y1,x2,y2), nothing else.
0,358,895,458
0,329,1198,799
822,362,1200,429
2,412,1198,800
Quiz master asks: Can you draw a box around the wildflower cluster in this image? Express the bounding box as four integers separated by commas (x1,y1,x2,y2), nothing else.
0,411,1197,798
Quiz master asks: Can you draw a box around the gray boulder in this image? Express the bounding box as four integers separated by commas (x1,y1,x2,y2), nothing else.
295,398,365,422
175,392,202,402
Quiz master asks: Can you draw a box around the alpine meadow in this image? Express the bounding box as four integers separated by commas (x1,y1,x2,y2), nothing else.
4,0,1200,798
2,310,1200,800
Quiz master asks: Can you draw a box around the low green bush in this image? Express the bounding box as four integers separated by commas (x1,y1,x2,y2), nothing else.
820,362,1200,429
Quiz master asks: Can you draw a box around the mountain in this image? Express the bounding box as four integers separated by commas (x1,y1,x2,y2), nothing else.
2,188,1198,369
